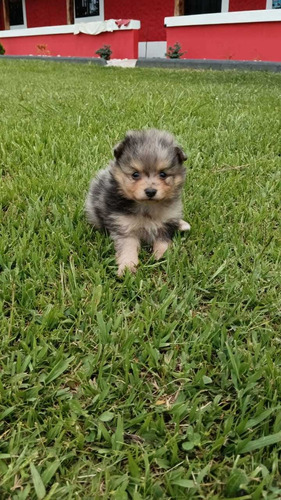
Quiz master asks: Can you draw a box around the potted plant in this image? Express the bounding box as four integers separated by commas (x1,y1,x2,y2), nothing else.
95,45,112,61
166,42,186,59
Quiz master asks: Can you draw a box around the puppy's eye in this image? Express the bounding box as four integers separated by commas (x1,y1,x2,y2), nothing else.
159,171,167,179
132,172,140,179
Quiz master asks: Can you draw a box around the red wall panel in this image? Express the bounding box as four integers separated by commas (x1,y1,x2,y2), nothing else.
0,29,139,58
25,0,67,28
105,0,174,42
166,22,281,61
229,0,266,11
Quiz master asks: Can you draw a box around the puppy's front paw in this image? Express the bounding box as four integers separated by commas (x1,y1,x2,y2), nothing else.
117,262,137,276
179,219,191,231
115,236,140,277
153,240,170,260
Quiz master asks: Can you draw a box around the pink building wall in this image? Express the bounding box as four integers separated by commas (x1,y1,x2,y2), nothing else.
166,18,281,62
1,0,268,41
1,29,139,58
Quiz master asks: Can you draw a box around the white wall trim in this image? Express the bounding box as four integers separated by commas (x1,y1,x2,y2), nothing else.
0,20,140,38
9,0,27,30
266,0,273,8
138,41,166,58
165,9,281,27
74,0,104,23
221,0,229,13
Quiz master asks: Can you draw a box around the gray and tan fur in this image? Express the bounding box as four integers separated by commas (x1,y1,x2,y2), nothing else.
85,129,190,275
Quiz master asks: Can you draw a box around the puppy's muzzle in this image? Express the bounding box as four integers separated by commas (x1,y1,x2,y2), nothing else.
145,188,157,199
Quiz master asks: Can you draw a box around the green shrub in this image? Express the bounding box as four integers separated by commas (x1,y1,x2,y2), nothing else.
165,41,185,59
95,44,112,61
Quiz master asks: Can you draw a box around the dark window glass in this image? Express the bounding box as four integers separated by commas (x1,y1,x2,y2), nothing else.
9,0,24,26
184,0,221,15
75,0,100,18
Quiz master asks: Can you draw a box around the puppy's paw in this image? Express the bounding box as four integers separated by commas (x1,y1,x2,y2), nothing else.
117,262,137,276
153,240,170,260
179,219,191,232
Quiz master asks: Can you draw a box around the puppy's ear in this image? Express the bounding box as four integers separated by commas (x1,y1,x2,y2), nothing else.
114,139,126,161
114,132,134,161
175,146,187,163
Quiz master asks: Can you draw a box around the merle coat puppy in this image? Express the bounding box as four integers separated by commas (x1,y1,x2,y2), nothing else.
85,129,190,275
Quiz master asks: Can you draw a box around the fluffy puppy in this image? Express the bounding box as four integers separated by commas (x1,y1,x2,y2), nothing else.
85,129,190,275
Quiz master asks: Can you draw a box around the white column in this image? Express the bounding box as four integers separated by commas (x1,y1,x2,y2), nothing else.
221,0,229,12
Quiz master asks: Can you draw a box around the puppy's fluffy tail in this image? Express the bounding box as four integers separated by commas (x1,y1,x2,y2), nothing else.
85,178,102,228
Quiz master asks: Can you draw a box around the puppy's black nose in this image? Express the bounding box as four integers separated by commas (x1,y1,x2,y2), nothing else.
145,188,157,199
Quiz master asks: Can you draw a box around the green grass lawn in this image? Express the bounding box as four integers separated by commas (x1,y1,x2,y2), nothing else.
0,60,281,499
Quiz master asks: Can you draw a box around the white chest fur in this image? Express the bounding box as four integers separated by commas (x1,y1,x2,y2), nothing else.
111,199,183,242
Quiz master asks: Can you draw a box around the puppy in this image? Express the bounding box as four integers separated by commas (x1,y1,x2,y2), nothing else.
85,129,190,275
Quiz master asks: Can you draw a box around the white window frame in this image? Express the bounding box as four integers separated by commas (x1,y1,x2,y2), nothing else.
266,0,272,8
9,0,27,30
74,0,104,23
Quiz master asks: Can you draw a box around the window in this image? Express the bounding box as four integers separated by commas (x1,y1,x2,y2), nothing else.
9,0,26,29
75,0,99,18
75,0,104,22
184,0,222,15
